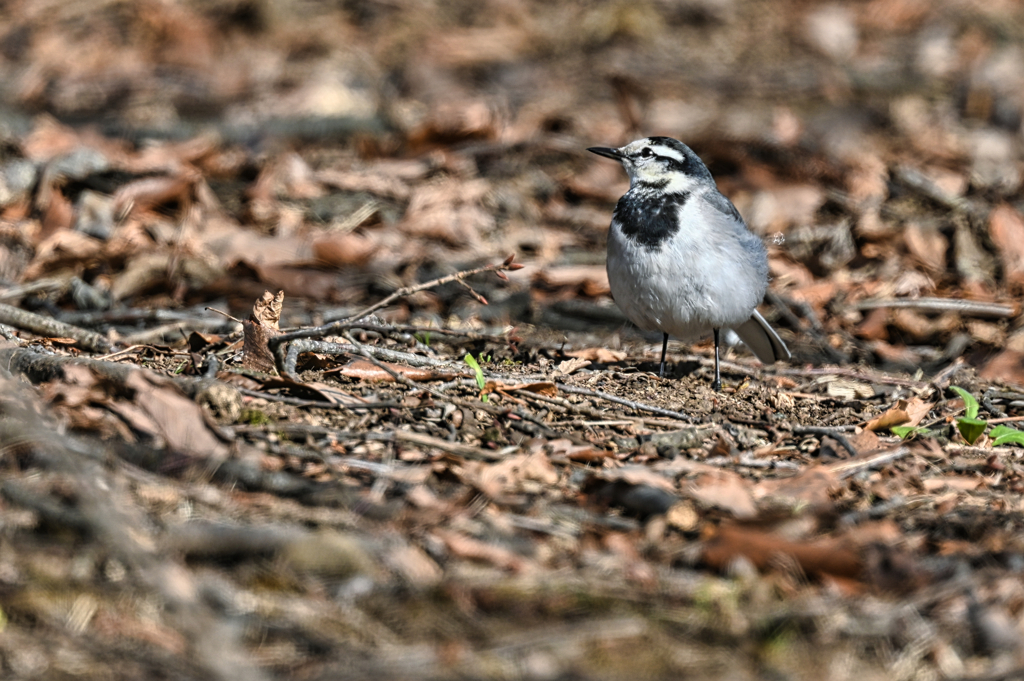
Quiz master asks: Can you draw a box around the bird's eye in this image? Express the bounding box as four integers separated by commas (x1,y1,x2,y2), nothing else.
639,148,653,158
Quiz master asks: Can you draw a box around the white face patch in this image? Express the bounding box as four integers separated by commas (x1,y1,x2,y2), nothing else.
617,138,690,187
647,143,686,165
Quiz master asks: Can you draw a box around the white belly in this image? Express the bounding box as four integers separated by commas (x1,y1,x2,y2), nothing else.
606,214,767,340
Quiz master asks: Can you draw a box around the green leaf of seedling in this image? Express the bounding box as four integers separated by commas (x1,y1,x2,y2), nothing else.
990,425,1024,447
464,353,485,389
949,386,980,420
956,417,987,445
464,353,488,401
891,425,931,440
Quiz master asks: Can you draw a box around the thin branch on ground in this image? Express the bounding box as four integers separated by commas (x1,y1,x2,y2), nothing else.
828,446,914,479
237,387,401,410
343,255,523,324
268,255,522,374
777,366,930,389
855,296,1016,319
0,302,113,352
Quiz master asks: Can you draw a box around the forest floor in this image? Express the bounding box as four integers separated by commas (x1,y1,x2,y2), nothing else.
1,1,1024,679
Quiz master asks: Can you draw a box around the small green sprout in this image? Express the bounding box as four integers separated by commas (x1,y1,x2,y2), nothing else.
990,425,1024,447
464,353,488,402
950,386,988,445
891,425,934,440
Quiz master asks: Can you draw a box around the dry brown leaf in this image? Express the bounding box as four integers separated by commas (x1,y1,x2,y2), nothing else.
39,185,73,240
435,530,529,573
565,347,627,363
311,233,377,267
848,428,881,453
988,204,1024,291
601,465,676,492
251,290,283,329
768,256,815,289
702,524,862,581
22,229,105,280
386,544,443,588
112,175,195,218
686,470,757,519
242,291,282,372
564,159,629,202
57,366,228,459
904,222,948,275
542,438,612,463
754,466,839,509
407,100,500,148
869,340,925,365
316,167,414,201
400,178,493,245
553,357,591,375
979,349,1024,387
744,184,825,232
247,264,344,301
490,381,558,396
788,280,839,312
967,320,1005,346
891,309,959,342
865,396,933,431
854,307,889,340
425,27,530,67
532,266,610,297
921,476,982,492
455,452,559,503
666,500,700,532
332,359,459,383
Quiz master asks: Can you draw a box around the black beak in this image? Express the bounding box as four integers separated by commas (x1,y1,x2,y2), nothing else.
587,146,624,161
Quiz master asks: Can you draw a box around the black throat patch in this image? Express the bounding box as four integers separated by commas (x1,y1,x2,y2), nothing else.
613,190,691,250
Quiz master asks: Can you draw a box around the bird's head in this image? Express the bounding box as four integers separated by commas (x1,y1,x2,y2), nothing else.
588,136,713,192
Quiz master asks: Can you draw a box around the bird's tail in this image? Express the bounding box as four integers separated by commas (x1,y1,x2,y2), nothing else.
732,309,791,364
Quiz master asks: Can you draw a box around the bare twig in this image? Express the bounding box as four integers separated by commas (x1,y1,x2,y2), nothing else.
119,319,232,346
268,257,521,375
376,324,514,344
237,387,400,410
828,446,913,479
390,428,507,461
280,338,457,378
0,302,113,352
341,331,453,402
855,297,1016,319
777,366,929,389
342,255,523,324
892,165,974,214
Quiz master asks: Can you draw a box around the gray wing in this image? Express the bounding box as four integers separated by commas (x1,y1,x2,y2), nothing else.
701,190,788,361
733,309,791,363
698,189,771,285
703,188,744,223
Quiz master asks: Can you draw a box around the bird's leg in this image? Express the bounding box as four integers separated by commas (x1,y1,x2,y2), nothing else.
712,328,722,391
659,332,669,378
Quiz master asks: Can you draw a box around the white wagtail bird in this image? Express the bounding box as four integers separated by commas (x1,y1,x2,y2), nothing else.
588,136,790,391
